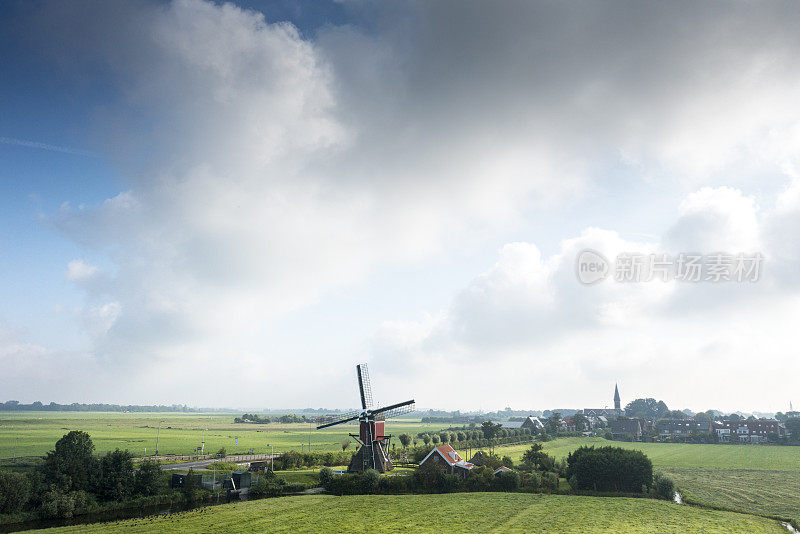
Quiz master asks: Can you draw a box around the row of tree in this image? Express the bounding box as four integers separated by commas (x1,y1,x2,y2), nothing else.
0,431,165,519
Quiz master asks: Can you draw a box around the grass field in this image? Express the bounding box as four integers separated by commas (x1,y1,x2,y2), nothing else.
663,467,800,524
0,412,444,458
478,437,800,471
42,493,787,533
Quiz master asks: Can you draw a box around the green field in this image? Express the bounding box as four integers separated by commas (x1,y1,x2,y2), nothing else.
42,493,787,533
480,437,800,471
0,412,443,458
663,468,800,524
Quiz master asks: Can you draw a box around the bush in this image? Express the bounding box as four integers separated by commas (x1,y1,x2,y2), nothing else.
652,472,675,500
362,469,380,494
318,467,333,487
566,446,652,493
491,470,521,491
0,471,32,514
378,475,410,494
325,473,363,495
541,472,559,492
134,460,163,497
465,466,492,492
249,472,285,498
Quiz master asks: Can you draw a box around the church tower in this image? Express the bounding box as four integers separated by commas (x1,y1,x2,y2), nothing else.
614,383,621,415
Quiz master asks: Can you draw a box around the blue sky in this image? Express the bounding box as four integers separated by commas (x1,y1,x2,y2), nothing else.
2,0,800,413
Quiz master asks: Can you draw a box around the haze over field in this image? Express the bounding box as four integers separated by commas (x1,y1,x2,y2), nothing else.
2,0,800,412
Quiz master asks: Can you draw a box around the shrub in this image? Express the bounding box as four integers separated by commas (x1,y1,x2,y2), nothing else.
318,467,333,487
378,475,409,494
652,472,675,500
541,472,559,492
249,472,285,498
566,446,653,493
134,460,163,497
362,469,380,494
491,470,521,491
0,471,32,514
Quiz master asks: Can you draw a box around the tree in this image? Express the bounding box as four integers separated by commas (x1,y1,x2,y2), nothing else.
341,440,351,452
0,471,31,514
566,446,653,493
624,398,669,420
664,410,687,420
431,434,440,444
398,434,412,448
545,413,562,434
421,434,431,445
42,431,99,492
785,418,800,441
573,413,588,431
96,449,135,501
481,421,502,439
134,459,162,497
521,443,550,471
439,432,450,444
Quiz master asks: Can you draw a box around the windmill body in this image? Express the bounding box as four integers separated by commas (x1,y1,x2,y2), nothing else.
316,364,415,473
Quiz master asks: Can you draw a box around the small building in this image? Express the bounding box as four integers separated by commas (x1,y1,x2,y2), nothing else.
609,418,643,441
500,416,543,433
419,445,475,479
493,466,512,476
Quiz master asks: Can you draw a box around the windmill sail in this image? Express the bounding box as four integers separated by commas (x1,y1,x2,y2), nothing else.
356,363,374,410
315,410,361,430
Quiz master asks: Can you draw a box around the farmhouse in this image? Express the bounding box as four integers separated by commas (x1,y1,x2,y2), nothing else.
419,444,475,478
501,416,543,433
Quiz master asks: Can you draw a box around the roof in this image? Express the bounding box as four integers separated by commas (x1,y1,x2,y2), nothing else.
493,466,512,475
501,421,523,428
420,444,474,470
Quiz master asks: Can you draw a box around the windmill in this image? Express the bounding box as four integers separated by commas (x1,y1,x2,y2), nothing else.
316,364,415,473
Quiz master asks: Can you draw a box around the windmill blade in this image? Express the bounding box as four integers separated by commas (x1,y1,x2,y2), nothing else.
315,410,361,430
356,363,374,410
370,399,415,421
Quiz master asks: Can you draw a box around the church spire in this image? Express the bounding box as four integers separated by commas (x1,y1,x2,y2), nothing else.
614,383,621,413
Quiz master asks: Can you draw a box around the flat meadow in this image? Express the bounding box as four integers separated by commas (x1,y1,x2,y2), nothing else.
40,493,788,533
0,412,441,458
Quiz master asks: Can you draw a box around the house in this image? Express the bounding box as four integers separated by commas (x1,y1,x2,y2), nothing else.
584,384,625,420
656,419,712,440
713,419,785,443
493,466,512,476
609,418,643,440
419,444,475,478
500,416,543,434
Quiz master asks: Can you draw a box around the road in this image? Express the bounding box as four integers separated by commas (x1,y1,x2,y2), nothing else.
159,454,280,471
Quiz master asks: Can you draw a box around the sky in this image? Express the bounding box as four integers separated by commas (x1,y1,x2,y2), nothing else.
2,0,800,413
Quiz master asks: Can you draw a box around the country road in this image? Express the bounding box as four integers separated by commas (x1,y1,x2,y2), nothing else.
159,454,280,471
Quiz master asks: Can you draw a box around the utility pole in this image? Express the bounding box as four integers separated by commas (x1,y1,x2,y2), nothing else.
201,428,207,456
155,420,164,456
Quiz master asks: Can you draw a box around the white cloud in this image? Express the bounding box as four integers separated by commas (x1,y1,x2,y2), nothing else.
8,0,800,409
66,259,99,281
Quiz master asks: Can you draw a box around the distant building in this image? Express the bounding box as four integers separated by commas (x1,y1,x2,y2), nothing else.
419,444,475,478
500,416,543,433
713,419,785,443
656,419,713,440
584,384,625,421
609,418,643,441
493,466,512,476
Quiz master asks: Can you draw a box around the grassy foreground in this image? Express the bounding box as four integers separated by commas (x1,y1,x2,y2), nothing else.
664,467,800,524
42,493,786,533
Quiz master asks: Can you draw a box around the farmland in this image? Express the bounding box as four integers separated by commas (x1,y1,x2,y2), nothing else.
42,493,787,533
663,468,800,524
480,437,800,471
0,412,442,458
